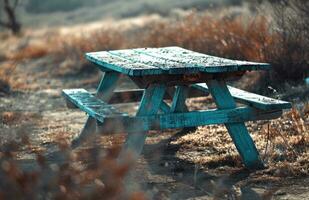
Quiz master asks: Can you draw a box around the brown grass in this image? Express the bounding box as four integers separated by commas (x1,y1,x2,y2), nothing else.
4,7,306,86
0,138,145,199
0,6,307,199
137,13,272,62
176,100,309,177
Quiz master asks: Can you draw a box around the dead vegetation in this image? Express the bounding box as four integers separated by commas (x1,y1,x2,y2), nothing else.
0,138,146,200
3,3,307,90
175,101,308,177
0,3,308,199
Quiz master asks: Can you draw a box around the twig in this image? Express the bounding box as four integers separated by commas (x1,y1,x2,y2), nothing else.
263,123,270,163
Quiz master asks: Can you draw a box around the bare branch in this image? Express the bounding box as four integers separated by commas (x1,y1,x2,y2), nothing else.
0,0,21,34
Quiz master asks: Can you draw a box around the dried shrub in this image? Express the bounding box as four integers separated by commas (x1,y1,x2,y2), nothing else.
262,0,309,83
8,45,49,61
176,100,309,177
137,13,272,62
5,5,307,84
56,29,125,74
0,138,145,200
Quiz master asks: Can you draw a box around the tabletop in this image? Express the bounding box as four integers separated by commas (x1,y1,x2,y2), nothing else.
86,46,270,76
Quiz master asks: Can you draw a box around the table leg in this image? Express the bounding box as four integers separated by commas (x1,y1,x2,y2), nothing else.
71,71,121,148
171,86,189,113
119,84,167,160
206,80,264,169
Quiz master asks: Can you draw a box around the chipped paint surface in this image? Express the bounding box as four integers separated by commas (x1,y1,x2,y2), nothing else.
86,46,271,76
62,89,127,122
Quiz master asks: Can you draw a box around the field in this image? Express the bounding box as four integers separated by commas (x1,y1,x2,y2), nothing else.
0,1,308,199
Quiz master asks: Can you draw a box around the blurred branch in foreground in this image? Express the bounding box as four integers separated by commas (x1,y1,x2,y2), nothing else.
0,0,21,34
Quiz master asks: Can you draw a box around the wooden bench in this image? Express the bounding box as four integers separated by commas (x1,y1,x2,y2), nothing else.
62,46,291,169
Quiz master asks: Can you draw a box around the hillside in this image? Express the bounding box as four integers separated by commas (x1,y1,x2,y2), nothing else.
17,0,242,28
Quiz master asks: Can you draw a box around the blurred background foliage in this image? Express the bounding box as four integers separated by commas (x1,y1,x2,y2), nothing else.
0,0,308,91
0,0,308,199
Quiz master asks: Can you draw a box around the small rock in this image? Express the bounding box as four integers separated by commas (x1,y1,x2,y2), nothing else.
275,190,287,196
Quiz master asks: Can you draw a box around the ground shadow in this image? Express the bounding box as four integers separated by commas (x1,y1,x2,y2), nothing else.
141,128,255,199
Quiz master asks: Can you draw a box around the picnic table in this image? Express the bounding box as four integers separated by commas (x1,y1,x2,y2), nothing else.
62,46,291,170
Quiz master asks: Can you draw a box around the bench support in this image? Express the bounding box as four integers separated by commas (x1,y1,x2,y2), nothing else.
171,86,189,113
119,84,167,160
206,80,264,169
71,71,121,148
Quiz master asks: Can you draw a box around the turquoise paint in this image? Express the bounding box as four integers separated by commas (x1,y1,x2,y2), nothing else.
62,88,127,123
305,77,309,85
160,101,171,114
62,46,292,169
171,86,189,113
70,72,121,148
120,84,167,160
95,106,282,134
193,83,291,110
206,80,264,169
86,46,271,76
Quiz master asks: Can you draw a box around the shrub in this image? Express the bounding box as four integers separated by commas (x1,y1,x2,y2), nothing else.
263,0,309,83
0,138,145,199
137,13,271,61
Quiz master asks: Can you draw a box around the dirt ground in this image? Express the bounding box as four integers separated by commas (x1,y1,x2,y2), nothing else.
0,53,308,200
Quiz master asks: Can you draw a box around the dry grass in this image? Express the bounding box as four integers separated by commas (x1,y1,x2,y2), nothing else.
137,13,271,62
3,7,306,86
175,100,308,177
0,138,146,200
0,7,308,199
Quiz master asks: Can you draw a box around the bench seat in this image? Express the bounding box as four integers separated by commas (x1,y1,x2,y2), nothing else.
62,89,127,123
192,83,292,110
64,84,291,112
62,88,284,134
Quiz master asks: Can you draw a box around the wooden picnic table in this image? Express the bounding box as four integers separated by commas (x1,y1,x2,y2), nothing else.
62,46,291,170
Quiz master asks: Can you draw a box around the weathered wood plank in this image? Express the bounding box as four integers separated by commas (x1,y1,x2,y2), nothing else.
70,71,121,148
193,83,292,110
86,51,161,76
135,46,271,72
120,84,167,159
206,80,264,169
85,46,271,76
97,106,282,133
130,71,245,87
160,101,171,114
110,49,188,71
171,86,189,113
62,88,127,123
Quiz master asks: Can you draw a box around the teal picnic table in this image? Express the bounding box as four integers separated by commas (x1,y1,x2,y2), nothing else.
62,46,291,170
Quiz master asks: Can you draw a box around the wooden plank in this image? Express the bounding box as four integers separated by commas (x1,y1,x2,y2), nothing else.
119,84,167,159
135,47,271,73
98,106,282,133
86,46,271,76
130,71,245,87
171,86,189,113
160,101,171,114
86,51,161,76
71,71,121,148
193,83,292,110
110,49,193,75
62,88,127,123
206,80,264,169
